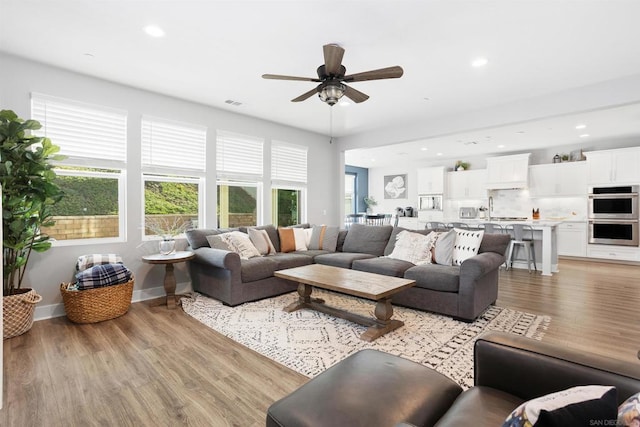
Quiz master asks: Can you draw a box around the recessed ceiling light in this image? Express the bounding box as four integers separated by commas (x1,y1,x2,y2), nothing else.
144,25,165,38
436,152,443,156
575,124,587,129
579,134,590,138
471,57,488,68
420,147,428,151
497,144,505,148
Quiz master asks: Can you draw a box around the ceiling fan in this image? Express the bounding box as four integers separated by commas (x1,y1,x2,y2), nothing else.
262,44,404,106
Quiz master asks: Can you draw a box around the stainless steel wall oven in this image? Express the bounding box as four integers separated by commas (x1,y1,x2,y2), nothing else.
588,185,639,246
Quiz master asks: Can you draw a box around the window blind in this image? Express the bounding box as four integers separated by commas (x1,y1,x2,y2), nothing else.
216,130,264,180
272,141,307,184
141,117,207,173
31,93,127,165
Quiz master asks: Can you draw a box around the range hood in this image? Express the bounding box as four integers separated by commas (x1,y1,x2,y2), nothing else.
485,153,531,190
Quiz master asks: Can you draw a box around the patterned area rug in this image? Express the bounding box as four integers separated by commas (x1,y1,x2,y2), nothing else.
182,290,550,389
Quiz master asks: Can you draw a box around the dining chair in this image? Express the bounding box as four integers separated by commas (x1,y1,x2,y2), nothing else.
479,223,505,234
425,222,448,231
345,214,365,229
447,222,470,230
504,224,537,273
365,214,386,226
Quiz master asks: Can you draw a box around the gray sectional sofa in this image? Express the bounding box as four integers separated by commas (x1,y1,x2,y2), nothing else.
186,223,510,321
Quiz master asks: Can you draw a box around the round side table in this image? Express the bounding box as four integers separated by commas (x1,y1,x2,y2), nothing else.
142,250,195,309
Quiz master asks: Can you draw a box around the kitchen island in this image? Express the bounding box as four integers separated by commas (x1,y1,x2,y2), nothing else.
444,219,561,276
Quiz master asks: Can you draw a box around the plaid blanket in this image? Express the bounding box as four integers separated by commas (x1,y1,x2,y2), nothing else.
76,254,123,273
75,263,132,290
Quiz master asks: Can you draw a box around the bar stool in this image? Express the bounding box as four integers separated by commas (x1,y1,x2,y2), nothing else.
447,222,470,230
425,222,447,231
504,224,537,273
479,223,505,234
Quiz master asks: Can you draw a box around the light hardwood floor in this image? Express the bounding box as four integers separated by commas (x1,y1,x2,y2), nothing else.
2,258,640,426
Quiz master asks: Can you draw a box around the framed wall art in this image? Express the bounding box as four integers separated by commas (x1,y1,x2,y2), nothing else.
384,174,407,199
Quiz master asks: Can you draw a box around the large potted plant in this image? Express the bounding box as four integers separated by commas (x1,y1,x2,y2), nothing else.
0,109,64,338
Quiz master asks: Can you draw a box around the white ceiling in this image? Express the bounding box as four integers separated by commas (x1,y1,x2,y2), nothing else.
2,1,640,165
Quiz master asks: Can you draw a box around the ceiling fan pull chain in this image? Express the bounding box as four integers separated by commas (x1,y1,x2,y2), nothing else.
329,107,334,144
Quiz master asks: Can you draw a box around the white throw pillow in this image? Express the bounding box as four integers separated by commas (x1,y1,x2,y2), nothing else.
293,228,308,251
451,228,484,266
387,230,437,265
219,231,262,260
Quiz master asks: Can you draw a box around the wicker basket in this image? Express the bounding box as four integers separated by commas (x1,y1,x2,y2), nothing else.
60,278,134,324
3,289,42,339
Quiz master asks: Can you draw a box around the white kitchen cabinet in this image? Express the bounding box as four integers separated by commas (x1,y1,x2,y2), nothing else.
485,153,531,189
585,147,640,184
557,222,587,257
587,244,640,262
417,166,446,194
447,169,487,199
529,162,587,197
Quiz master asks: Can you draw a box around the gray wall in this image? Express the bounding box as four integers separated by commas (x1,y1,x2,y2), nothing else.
0,53,339,315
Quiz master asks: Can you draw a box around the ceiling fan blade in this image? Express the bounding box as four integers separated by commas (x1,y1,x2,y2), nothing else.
262,74,321,82
343,66,404,82
344,85,370,103
291,87,319,102
323,44,345,76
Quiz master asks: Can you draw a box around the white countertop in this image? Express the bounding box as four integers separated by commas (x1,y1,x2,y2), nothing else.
445,218,563,227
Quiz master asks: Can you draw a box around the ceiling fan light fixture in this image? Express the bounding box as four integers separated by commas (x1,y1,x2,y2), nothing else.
319,83,346,106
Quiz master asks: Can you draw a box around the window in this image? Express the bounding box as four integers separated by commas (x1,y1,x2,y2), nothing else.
31,93,127,244
141,117,206,237
216,130,263,227
271,141,307,226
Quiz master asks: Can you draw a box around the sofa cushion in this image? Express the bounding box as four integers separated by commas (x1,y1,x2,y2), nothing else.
241,225,280,252
314,252,376,269
293,249,331,259
384,227,431,256
240,257,279,282
352,257,415,277
270,253,313,270
336,230,348,252
434,386,525,427
186,228,221,249
479,233,511,256
206,234,233,251
342,223,393,256
404,264,461,292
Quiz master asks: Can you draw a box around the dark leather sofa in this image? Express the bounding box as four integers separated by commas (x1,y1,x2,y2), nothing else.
266,331,640,427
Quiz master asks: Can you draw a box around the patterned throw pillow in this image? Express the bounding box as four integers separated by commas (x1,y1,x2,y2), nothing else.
75,254,123,273
219,231,262,260
387,230,437,265
502,385,617,427
618,392,640,426
308,225,340,252
206,234,233,251
76,263,132,290
248,228,276,255
451,228,484,266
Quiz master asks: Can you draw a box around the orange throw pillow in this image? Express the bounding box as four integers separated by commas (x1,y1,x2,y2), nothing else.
278,228,296,253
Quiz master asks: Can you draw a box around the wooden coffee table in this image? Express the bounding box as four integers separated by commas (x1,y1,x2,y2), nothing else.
274,264,415,342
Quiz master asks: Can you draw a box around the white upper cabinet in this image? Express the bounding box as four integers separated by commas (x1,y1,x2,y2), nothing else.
585,147,640,184
417,166,446,194
447,169,487,199
529,162,587,197
485,153,531,189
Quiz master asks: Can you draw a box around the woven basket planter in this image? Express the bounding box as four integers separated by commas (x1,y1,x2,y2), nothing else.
3,288,42,339
60,278,134,324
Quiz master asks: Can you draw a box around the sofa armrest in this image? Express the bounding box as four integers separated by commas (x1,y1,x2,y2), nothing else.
474,332,640,404
460,252,503,279
192,247,241,271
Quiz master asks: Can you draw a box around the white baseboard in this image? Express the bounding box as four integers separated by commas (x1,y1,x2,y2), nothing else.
34,281,192,322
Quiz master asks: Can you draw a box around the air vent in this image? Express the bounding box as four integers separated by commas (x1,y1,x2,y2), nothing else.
463,141,479,145
225,100,243,106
